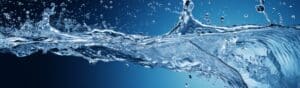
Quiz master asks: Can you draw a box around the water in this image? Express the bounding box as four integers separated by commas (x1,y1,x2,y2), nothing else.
0,0,299,88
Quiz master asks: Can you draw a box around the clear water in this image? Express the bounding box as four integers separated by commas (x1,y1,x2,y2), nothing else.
0,0,299,88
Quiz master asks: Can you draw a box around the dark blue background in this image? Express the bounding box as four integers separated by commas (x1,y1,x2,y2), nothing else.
0,52,226,88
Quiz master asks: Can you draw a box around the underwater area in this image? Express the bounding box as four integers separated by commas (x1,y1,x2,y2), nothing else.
0,0,299,88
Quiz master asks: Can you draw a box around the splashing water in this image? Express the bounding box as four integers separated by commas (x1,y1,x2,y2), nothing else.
0,0,299,88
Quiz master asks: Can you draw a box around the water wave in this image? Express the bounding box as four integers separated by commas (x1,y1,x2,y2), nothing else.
0,0,299,88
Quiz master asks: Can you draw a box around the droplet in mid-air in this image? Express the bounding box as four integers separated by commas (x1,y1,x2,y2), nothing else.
185,83,189,88
220,16,224,22
188,75,192,79
291,15,296,19
125,63,130,67
243,14,249,18
256,5,265,13
3,13,11,20
204,13,211,24
26,10,30,14
208,0,211,5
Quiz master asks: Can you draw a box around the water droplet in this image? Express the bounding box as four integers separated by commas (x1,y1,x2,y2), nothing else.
167,3,171,6
282,2,286,5
185,83,189,88
188,75,192,79
3,13,11,20
26,11,30,14
291,15,296,19
152,20,156,23
208,0,211,5
256,5,265,13
18,2,24,6
204,13,211,24
17,17,21,21
278,13,283,25
219,16,224,24
100,14,104,19
100,0,104,4
109,1,113,4
220,16,224,22
243,14,249,18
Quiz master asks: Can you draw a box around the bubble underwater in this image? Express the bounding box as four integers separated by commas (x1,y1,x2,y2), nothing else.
0,0,299,88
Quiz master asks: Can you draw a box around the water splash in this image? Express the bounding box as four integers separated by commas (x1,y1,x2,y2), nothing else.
0,0,300,88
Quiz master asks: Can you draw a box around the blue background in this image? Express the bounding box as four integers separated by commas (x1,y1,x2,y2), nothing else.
0,0,299,88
